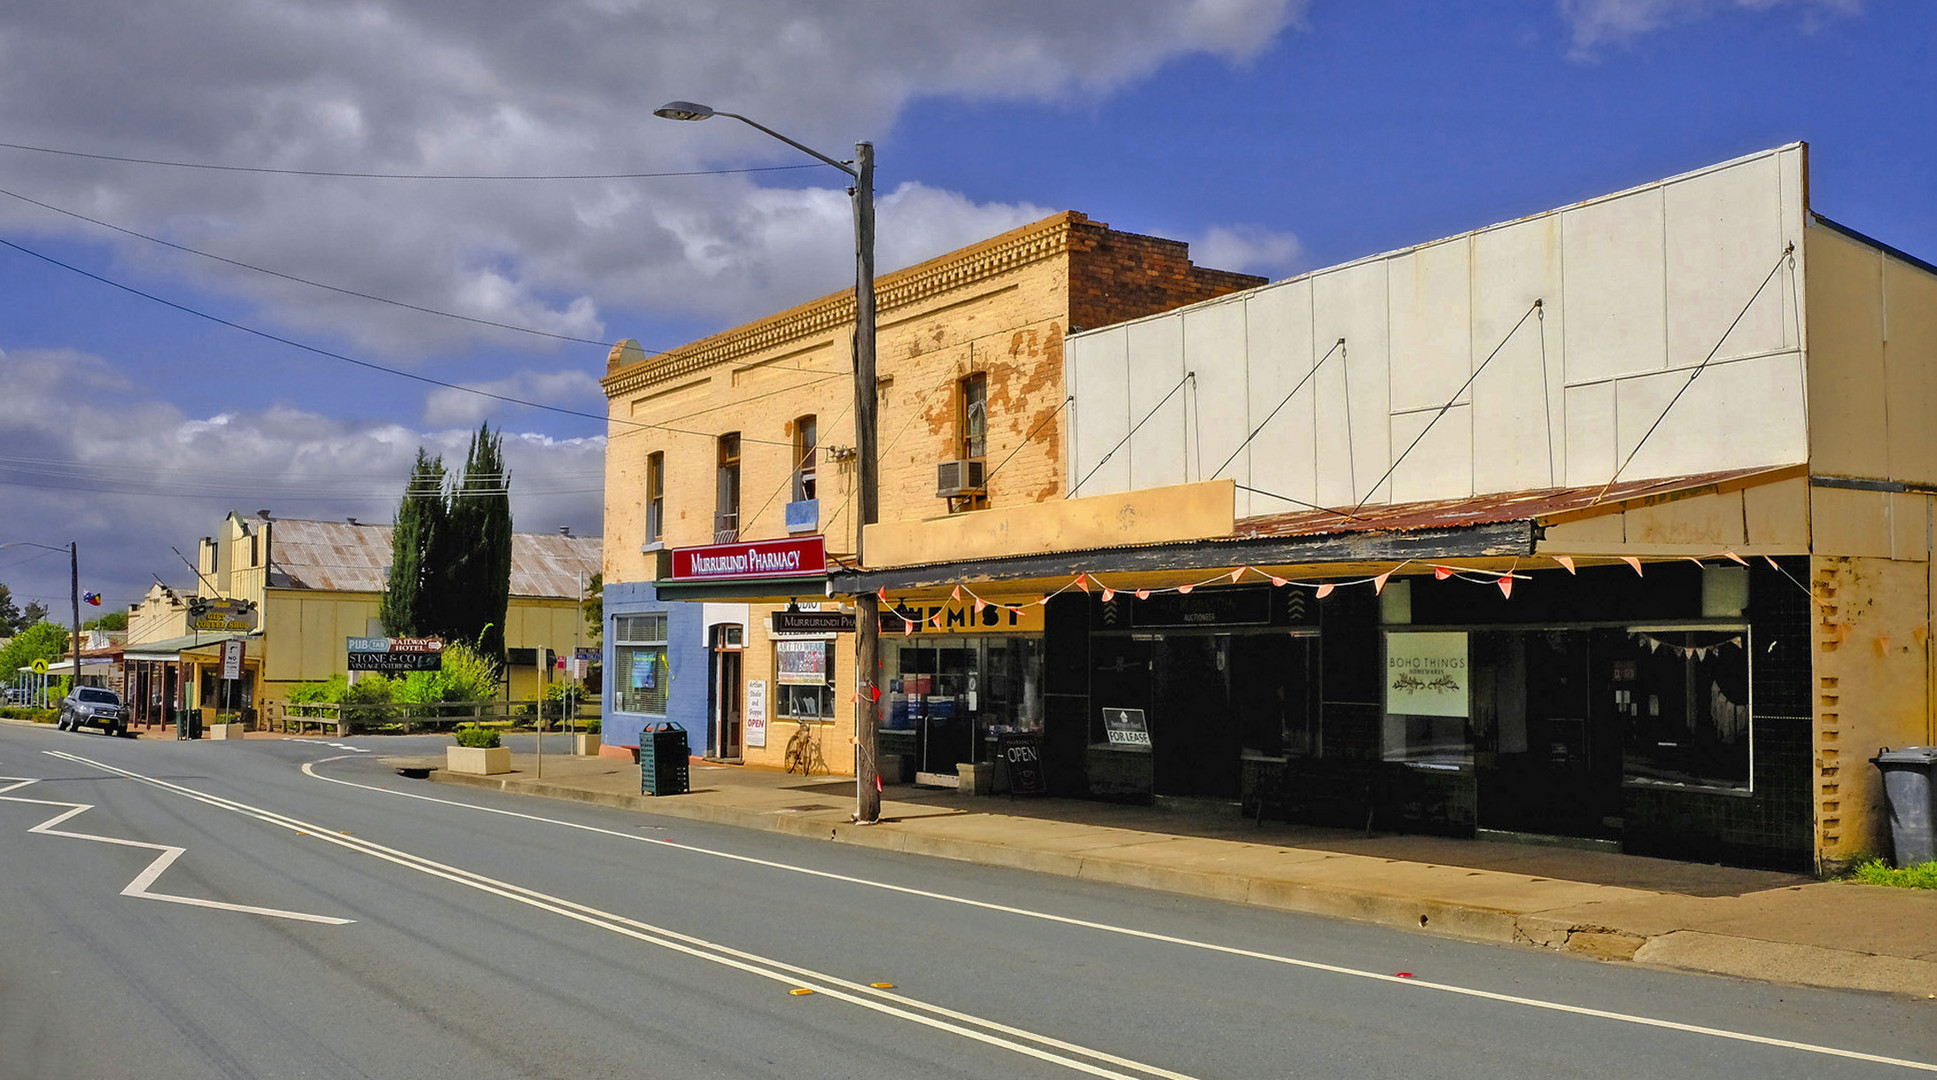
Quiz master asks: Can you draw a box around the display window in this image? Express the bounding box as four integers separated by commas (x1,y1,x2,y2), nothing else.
1617,626,1751,792
613,613,669,715
775,639,836,720
881,636,1042,770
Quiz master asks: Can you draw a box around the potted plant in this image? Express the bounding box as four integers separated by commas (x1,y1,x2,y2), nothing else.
208,712,247,740
447,724,510,775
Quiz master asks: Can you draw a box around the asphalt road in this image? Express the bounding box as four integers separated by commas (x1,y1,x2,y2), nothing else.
3,722,1933,1080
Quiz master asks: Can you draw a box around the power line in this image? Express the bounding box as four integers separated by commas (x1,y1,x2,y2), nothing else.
0,140,834,181
0,235,794,449
0,186,623,347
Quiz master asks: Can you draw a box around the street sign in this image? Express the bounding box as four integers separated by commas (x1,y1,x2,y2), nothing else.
30,659,47,676
221,639,245,681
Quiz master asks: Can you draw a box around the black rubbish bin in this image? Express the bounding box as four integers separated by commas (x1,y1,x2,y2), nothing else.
178,711,202,740
641,722,690,796
1871,746,1937,867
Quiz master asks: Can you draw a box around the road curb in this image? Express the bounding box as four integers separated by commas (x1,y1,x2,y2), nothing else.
423,767,1937,998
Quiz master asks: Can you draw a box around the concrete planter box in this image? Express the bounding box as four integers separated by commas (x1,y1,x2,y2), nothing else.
447,745,511,775
208,722,246,741
958,762,992,796
572,733,601,756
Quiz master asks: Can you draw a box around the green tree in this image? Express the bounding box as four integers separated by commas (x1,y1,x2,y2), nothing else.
583,571,602,646
380,448,448,638
0,621,69,677
0,582,21,635
83,610,128,632
437,423,512,660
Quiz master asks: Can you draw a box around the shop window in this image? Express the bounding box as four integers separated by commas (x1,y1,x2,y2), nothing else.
645,452,665,545
1233,633,1318,757
612,613,669,715
1381,630,1473,767
715,433,740,543
1618,627,1752,792
775,639,836,721
882,635,1043,770
792,415,817,502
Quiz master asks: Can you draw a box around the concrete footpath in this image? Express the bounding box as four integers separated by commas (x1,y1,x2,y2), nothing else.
413,751,1937,1000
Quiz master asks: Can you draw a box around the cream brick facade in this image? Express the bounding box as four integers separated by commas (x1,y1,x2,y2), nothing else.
602,211,1260,771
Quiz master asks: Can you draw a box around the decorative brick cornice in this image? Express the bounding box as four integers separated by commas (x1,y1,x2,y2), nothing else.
602,211,1090,399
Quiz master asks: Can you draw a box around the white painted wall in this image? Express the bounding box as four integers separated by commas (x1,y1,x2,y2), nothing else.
1066,145,1811,517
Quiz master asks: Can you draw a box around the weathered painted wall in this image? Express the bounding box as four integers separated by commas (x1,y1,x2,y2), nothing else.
1067,145,1811,516
864,479,1235,569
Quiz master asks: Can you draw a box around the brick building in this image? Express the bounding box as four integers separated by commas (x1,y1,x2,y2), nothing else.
599,212,1260,770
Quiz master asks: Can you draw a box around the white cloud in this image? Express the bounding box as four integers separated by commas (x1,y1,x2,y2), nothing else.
1190,224,1305,279
422,368,607,427
1558,0,1861,52
0,348,604,615
0,1,1311,357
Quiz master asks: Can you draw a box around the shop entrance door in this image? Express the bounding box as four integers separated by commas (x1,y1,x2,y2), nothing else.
1151,635,1238,798
707,624,743,761
1473,630,1619,840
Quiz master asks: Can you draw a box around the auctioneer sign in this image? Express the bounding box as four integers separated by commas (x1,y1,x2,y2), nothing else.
346,636,445,672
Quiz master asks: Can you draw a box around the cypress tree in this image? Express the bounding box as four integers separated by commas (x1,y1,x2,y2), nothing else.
439,423,513,660
380,449,447,637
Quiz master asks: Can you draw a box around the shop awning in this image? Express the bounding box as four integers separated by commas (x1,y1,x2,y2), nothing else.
829,464,1804,598
122,630,258,661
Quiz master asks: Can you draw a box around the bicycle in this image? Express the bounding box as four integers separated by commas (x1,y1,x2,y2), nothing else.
783,717,829,775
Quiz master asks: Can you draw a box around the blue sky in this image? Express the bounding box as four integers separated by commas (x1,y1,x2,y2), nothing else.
0,0,1930,619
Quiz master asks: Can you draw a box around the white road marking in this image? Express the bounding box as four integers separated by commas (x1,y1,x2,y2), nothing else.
46,751,1196,1080
300,756,1937,1074
0,775,353,925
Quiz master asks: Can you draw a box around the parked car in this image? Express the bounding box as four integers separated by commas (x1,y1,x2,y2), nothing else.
0,686,26,706
58,686,128,737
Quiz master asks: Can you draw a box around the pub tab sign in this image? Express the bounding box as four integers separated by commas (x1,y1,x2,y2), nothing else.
347,636,445,672
670,536,826,582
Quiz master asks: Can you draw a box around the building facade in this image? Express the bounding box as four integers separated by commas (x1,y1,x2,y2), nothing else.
832,144,1937,872
599,212,1262,767
121,513,600,725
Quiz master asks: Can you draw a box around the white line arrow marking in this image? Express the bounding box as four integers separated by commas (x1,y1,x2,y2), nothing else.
0,775,353,925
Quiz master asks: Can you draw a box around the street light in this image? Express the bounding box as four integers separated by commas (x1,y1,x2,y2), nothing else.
656,100,883,824
0,540,81,701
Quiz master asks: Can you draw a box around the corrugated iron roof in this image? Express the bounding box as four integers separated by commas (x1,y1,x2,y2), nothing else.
265,519,601,598
1233,465,1802,540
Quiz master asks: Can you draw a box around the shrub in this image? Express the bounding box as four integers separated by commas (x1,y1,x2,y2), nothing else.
452,725,501,749
0,707,57,723
580,718,600,735
289,674,349,705
1847,857,1937,890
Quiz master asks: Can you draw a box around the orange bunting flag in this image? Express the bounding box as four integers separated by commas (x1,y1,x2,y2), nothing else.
951,585,962,602
1497,574,1514,599
1135,589,1150,600
1434,566,1454,581
901,618,914,636
1037,596,1050,606
1555,555,1577,574
1178,584,1195,595
1763,555,1781,569
877,587,889,603
973,597,987,613
1314,583,1335,599
1621,556,1644,576
1373,570,1393,595
1723,551,1748,566
1229,568,1245,583
1101,588,1115,602
1075,574,1091,593
871,685,882,702
1270,576,1287,588
929,612,942,627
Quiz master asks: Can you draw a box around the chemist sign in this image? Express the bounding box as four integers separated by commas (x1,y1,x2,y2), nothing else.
1385,632,1469,717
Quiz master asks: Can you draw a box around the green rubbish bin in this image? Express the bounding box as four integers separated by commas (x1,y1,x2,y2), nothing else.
177,711,202,740
1872,746,1937,867
640,722,690,796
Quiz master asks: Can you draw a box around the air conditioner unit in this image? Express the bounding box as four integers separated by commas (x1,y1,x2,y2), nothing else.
936,459,987,498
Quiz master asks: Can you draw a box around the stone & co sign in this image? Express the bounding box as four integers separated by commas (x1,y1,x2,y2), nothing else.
346,636,446,672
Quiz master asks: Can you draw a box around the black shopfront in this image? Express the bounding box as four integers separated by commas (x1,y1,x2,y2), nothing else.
1030,558,1814,871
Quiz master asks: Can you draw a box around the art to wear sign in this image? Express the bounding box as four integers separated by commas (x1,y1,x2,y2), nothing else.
775,640,828,686
1385,632,1469,717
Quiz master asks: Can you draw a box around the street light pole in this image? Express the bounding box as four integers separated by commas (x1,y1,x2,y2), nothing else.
655,102,882,823
0,540,80,697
